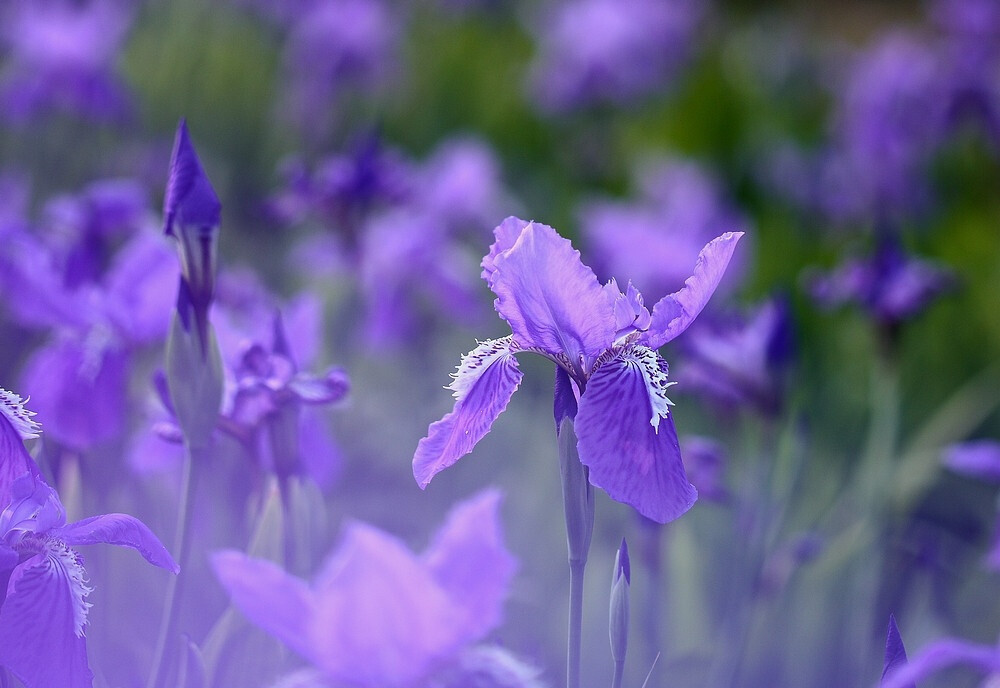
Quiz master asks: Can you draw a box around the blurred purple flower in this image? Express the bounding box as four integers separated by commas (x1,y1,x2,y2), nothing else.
880,634,1000,688
932,0,1000,149
281,0,399,139
944,440,1000,482
528,0,704,112
413,217,742,523
581,157,748,302
0,389,177,688
0,0,133,123
679,297,794,415
808,236,954,329
212,489,517,687
823,32,946,224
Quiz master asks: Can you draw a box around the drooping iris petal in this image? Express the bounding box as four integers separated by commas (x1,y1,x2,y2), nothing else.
642,232,744,350
0,550,93,688
0,395,42,509
487,221,615,365
881,615,913,687
421,489,517,642
575,347,696,523
211,550,316,662
413,337,523,489
57,513,179,573
310,523,467,686
879,639,1000,688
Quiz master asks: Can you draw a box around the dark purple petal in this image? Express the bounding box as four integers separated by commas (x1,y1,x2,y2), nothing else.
487,221,615,365
880,638,1000,688
57,513,179,573
0,552,93,688
211,550,315,662
881,615,912,687
163,119,221,235
943,441,1000,482
575,347,697,523
413,338,523,488
421,489,517,642
642,232,744,350
309,522,467,685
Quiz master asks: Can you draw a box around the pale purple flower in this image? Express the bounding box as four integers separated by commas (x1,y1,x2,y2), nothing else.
679,297,793,415
413,217,742,523
528,0,704,112
0,0,133,123
580,157,748,302
880,634,1000,688
0,389,177,688
212,489,517,687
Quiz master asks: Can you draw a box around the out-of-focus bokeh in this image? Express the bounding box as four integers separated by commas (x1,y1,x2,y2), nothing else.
1,0,999,686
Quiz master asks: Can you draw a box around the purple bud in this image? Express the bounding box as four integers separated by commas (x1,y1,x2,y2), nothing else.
164,119,221,236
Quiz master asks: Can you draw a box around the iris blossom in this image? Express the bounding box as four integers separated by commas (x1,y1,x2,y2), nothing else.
413,217,742,523
212,489,518,687
0,389,178,688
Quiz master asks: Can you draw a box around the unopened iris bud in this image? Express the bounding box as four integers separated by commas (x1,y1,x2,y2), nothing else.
163,118,221,357
556,368,593,566
163,119,224,448
610,538,630,667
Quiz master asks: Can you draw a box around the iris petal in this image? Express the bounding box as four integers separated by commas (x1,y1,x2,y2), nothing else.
575,349,696,523
642,232,743,349
57,513,178,573
210,550,316,663
487,220,615,366
0,550,93,688
421,489,516,642
413,338,522,489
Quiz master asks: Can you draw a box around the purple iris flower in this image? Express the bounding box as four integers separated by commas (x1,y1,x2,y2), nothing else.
0,389,177,688
0,0,133,124
679,297,794,415
943,440,1000,570
413,217,742,523
580,157,748,302
808,236,954,330
212,489,517,687
527,0,704,112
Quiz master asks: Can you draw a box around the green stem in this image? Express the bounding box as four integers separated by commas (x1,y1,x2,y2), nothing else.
146,443,200,688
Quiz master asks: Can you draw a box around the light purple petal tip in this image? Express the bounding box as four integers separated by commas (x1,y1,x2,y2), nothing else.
413,338,523,488
163,118,221,235
481,216,531,283
575,349,697,523
0,553,94,688
422,489,517,642
642,231,744,349
487,220,616,363
943,440,1000,482
211,550,315,662
57,513,179,573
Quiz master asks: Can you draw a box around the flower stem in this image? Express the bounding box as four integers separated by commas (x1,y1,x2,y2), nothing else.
568,558,586,688
611,659,625,688
146,443,200,688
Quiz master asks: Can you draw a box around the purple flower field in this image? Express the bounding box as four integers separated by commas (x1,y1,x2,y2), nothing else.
1,1,999,687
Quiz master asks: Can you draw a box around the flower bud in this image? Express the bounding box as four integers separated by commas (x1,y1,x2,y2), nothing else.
610,538,631,664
